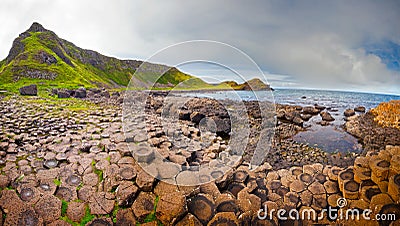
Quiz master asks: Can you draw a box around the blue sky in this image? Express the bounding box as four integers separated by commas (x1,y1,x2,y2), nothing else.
0,0,399,94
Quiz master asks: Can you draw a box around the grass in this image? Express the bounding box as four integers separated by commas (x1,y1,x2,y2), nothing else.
60,204,95,226
91,160,104,182
22,95,98,111
0,29,210,93
53,178,62,186
142,196,161,225
61,200,68,216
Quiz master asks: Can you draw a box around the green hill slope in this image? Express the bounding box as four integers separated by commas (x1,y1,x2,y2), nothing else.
0,22,207,92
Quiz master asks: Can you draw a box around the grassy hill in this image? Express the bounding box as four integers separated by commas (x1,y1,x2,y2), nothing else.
0,22,208,93
0,22,272,94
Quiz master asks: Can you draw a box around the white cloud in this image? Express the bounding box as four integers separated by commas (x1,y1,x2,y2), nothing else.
0,0,399,94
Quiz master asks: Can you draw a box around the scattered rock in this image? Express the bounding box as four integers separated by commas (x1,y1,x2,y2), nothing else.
354,106,366,113
19,84,37,96
320,111,335,121
344,108,355,117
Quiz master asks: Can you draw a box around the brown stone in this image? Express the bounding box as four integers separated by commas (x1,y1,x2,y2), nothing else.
86,217,113,226
156,191,187,225
136,170,155,191
338,169,354,192
154,181,179,197
83,173,99,187
200,182,221,199
327,193,343,207
281,174,296,187
266,171,279,181
370,193,393,215
55,186,77,202
289,179,306,193
188,194,215,225
119,166,137,180
0,189,24,211
284,191,300,207
328,166,342,181
66,201,86,222
207,212,239,226
237,189,261,214
132,192,156,221
370,158,390,182
388,174,400,202
116,208,137,225
360,185,381,203
354,167,371,183
34,194,61,223
18,208,44,226
343,180,360,200
47,219,71,226
308,181,326,195
324,180,339,194
78,185,96,202
175,213,202,226
300,190,313,206
116,181,139,207
88,192,115,215
290,166,303,176
169,154,187,165
0,174,10,188
311,194,327,212
266,180,281,191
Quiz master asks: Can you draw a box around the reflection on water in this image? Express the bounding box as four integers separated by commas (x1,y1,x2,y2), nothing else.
293,125,362,153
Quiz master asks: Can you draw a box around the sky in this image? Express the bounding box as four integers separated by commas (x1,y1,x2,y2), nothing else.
0,0,399,94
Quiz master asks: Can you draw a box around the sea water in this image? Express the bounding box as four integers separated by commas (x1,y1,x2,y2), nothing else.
181,89,400,153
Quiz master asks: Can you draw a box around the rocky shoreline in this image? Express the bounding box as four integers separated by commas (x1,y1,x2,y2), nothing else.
0,91,399,225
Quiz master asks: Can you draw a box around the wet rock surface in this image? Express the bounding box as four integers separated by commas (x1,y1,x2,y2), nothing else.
0,93,398,225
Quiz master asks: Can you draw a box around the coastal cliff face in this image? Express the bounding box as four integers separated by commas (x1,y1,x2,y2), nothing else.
220,78,273,91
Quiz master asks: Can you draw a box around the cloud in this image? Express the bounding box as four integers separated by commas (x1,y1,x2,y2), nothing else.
0,0,399,94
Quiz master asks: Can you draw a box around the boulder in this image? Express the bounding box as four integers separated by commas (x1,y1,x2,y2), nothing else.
190,112,205,124
302,106,320,115
74,87,86,98
320,111,335,121
292,116,304,126
211,116,231,135
19,84,37,96
344,109,355,117
300,114,312,121
354,106,366,113
57,90,70,98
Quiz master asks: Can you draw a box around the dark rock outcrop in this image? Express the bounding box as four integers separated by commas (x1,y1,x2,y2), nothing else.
34,50,57,65
344,109,355,117
320,111,335,121
19,84,37,96
57,90,70,98
354,106,366,113
74,87,87,98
